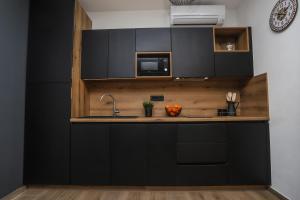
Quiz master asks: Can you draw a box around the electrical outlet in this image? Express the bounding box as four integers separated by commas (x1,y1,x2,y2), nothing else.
150,95,164,102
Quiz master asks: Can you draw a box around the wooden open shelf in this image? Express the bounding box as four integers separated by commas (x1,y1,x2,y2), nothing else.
213,27,250,53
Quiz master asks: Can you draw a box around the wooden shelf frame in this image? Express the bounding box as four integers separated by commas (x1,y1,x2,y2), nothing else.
213,27,250,53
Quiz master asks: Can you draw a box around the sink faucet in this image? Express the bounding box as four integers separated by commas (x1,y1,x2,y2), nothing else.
98,94,120,117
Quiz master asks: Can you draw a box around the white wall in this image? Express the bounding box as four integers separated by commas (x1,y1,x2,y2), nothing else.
88,8,238,29
237,1,300,200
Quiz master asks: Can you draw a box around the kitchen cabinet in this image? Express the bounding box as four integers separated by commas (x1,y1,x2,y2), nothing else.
81,30,109,79
172,28,215,78
214,28,253,77
26,0,74,83
176,165,228,186
215,53,253,77
24,83,70,185
176,124,229,185
68,122,271,186
24,0,75,185
228,122,271,185
147,124,177,186
136,28,171,52
71,124,110,185
177,124,228,165
109,29,136,78
110,124,147,185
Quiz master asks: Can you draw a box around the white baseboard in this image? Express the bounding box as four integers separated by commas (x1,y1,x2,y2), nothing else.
269,187,290,200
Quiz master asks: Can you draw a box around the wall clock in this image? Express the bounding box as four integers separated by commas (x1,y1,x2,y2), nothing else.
269,0,298,32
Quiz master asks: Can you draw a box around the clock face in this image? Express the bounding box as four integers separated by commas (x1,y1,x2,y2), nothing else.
270,0,298,32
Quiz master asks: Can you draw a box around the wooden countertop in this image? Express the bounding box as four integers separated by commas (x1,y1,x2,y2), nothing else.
70,116,269,123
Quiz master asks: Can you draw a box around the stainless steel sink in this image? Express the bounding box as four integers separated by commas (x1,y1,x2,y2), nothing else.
80,116,139,119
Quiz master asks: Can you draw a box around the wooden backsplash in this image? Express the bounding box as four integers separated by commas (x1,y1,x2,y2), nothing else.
240,73,269,117
85,79,241,117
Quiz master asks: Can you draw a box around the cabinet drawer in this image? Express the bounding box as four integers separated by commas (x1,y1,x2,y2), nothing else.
177,143,227,164
176,165,228,186
177,124,227,143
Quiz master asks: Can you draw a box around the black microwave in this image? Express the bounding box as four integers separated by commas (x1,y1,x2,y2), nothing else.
137,55,170,77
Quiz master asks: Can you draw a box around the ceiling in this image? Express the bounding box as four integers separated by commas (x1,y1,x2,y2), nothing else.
79,0,242,12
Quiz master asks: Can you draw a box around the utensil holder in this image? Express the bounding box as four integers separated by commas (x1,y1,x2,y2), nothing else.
227,102,240,116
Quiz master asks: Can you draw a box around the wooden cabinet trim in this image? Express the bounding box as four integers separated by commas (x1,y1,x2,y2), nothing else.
135,52,173,79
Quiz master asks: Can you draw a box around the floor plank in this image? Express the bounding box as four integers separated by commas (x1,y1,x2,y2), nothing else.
4,187,281,200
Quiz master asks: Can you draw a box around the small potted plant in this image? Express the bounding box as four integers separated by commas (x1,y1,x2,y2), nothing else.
143,101,154,117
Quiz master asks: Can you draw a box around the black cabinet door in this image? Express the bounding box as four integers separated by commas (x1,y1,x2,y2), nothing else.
176,165,228,186
110,124,147,185
26,0,75,83
177,124,228,165
228,122,271,185
109,29,136,78
172,28,214,78
71,123,110,185
147,124,177,186
24,83,70,185
136,28,171,52
81,30,109,79
215,53,253,77
176,124,229,186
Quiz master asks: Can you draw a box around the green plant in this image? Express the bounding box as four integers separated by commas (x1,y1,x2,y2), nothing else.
143,101,154,108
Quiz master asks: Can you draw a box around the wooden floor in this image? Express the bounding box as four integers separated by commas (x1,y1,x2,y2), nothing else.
4,187,281,200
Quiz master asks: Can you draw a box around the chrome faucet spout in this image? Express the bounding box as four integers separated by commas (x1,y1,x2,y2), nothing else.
98,93,120,117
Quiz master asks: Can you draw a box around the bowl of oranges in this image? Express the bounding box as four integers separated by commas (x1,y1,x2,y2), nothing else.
165,104,182,117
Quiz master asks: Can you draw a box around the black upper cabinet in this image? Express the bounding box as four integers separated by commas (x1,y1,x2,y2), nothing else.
27,0,75,83
215,53,253,77
172,28,215,78
147,124,177,186
228,122,271,185
71,124,110,185
81,30,109,79
215,28,253,77
110,124,147,186
109,29,136,78
136,28,171,52
24,83,70,185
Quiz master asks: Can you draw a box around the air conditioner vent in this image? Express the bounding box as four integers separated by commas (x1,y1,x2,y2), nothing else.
170,5,226,26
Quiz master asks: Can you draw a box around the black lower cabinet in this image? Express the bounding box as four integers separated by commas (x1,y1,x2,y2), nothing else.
176,124,229,186
24,83,70,185
68,122,270,186
176,165,228,186
110,124,147,186
228,122,271,185
147,124,177,186
71,124,110,185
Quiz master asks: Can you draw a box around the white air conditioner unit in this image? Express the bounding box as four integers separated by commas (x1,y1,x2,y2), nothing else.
170,5,226,25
